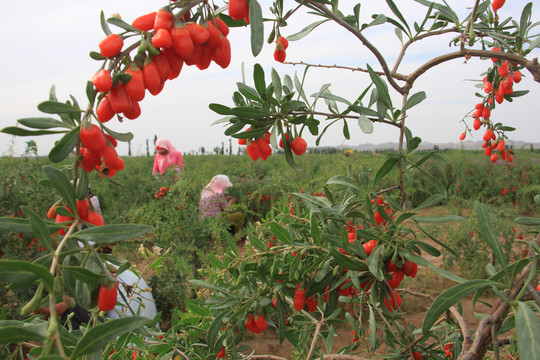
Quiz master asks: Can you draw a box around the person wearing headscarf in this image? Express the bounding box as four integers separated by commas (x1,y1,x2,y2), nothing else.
199,174,244,233
152,138,184,176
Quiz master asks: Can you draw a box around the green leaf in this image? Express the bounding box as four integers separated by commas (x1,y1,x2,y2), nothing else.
207,311,228,348
516,301,540,360
107,16,139,32
23,206,53,252
71,316,148,358
44,166,76,211
237,82,262,102
99,10,112,36
76,170,89,200
414,194,443,211
402,91,426,112
189,280,231,295
209,103,232,115
515,217,540,226
422,279,500,334
224,230,239,256
100,123,133,142
269,222,292,245
249,0,264,57
357,115,374,134
367,64,392,109
61,266,107,287
271,68,282,102
414,215,465,223
0,260,54,292
404,253,465,284
286,20,328,41
37,101,81,115
86,80,96,106
48,126,80,163
72,224,153,244
329,248,368,272
476,202,507,276
373,158,398,187
0,217,62,234
1,126,67,136
326,175,363,194
229,106,269,120
0,321,47,344
253,63,266,96
348,105,378,117
385,0,411,34
17,117,71,130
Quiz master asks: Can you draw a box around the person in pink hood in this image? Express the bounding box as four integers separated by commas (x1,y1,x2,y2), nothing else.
199,174,244,234
152,138,184,176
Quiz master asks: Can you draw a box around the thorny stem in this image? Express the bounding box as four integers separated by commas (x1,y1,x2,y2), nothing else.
306,320,323,360
305,0,405,95
459,233,540,360
288,61,408,82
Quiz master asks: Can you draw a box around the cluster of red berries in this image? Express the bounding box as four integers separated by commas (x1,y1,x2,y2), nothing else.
154,187,168,199
293,283,319,313
462,45,521,163
244,313,267,334
239,131,273,161
49,199,104,236
93,7,231,124
79,124,124,177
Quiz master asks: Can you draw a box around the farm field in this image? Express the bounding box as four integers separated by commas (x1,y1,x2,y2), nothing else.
1,148,539,358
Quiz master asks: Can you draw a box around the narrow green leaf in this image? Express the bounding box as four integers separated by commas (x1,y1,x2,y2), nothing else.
225,230,239,256
326,175,363,193
37,101,81,115
209,103,232,115
348,105,378,117
1,126,66,136
189,280,231,295
367,64,392,109
72,224,152,244
48,126,80,163
286,20,328,41
385,0,411,34
76,170,89,200
17,117,71,130
229,106,269,120
404,253,465,284
207,311,228,347
71,316,148,358
515,217,540,226
100,123,133,142
61,266,106,287
414,215,465,223
0,260,54,292
414,194,444,211
0,322,47,344
357,115,374,134
422,279,499,334
476,203,507,276
253,63,266,96
373,158,398,187
107,16,139,32
269,222,292,245
237,82,262,102
516,301,540,360
99,10,112,36
329,248,368,272
23,206,53,252
271,68,282,102
249,0,264,56
86,80,96,106
0,217,62,234
43,166,76,211
402,91,427,112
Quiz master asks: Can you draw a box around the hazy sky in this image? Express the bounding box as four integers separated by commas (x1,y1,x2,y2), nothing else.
1,1,538,157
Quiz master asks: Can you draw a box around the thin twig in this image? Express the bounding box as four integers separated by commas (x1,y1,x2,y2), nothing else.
306,320,324,360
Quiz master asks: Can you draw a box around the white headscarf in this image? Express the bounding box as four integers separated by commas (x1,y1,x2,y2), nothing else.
201,174,233,199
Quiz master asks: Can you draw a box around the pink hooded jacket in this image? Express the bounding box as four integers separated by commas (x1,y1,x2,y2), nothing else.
152,138,184,176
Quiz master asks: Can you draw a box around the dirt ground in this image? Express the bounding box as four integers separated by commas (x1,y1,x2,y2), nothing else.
129,206,498,359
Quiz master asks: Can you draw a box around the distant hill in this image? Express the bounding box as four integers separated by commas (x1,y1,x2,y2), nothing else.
343,140,540,152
